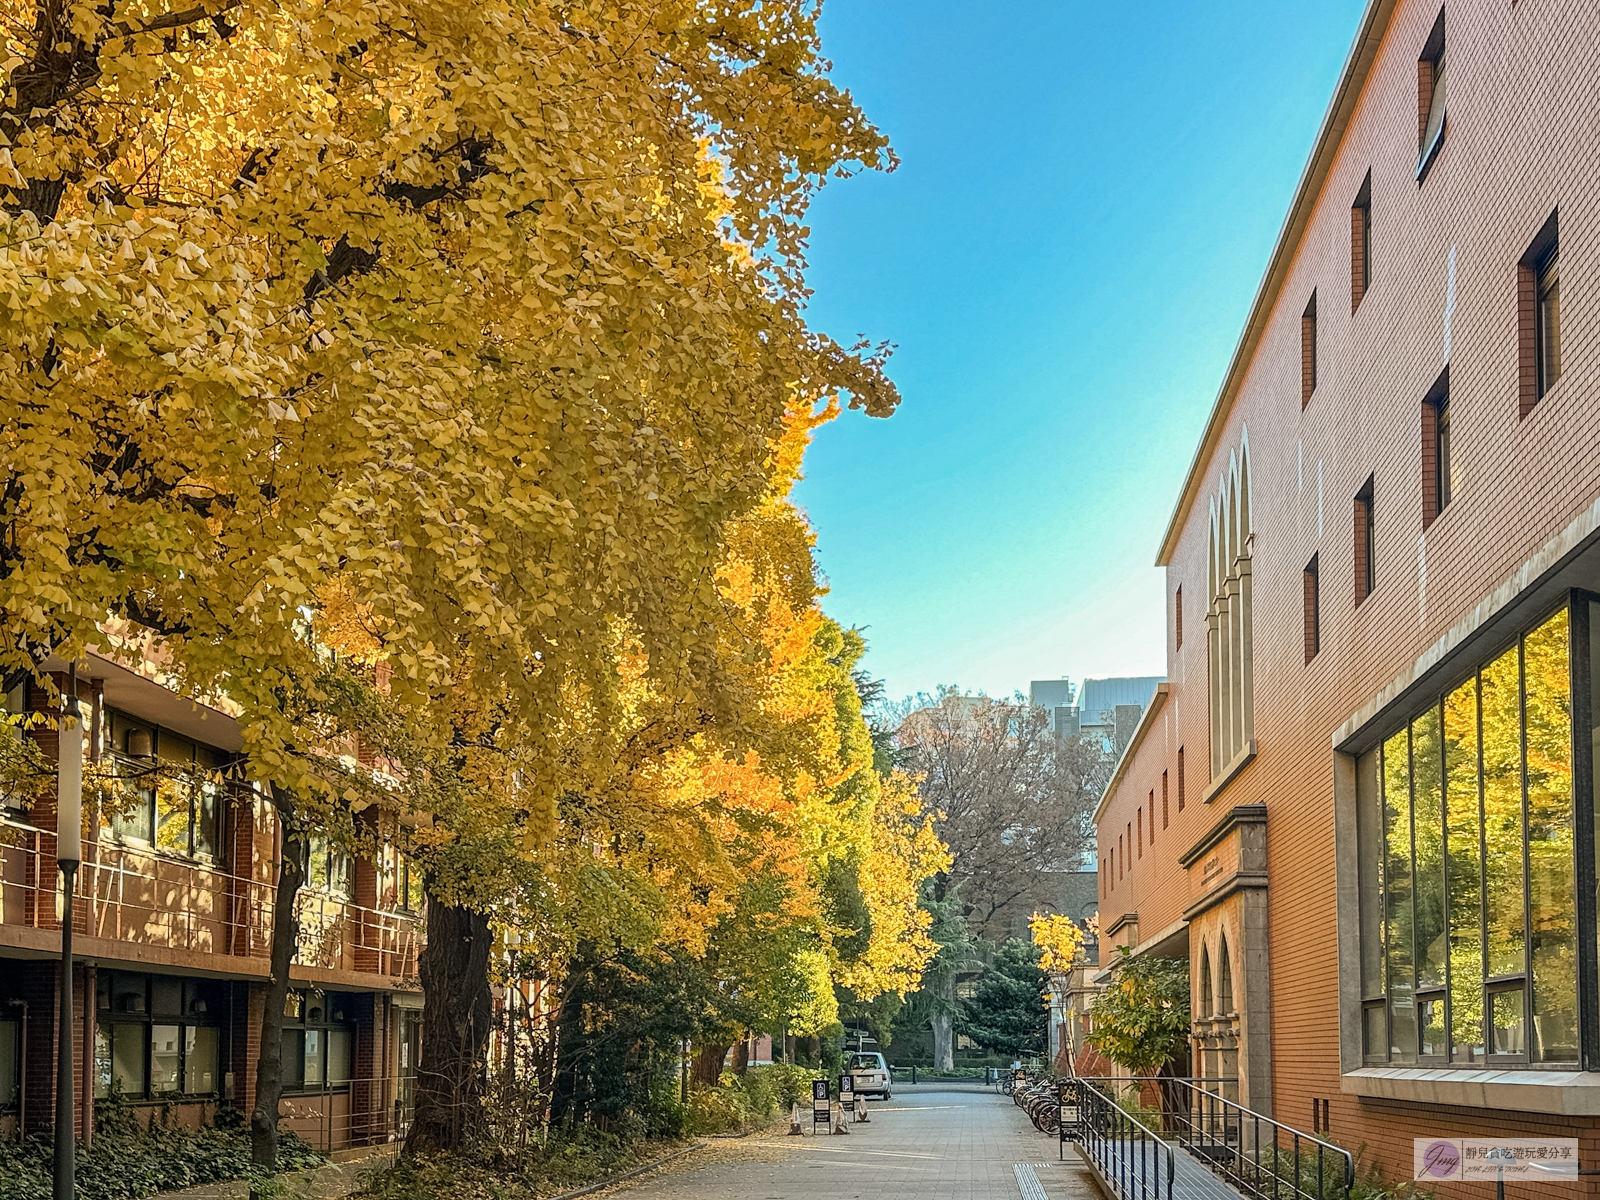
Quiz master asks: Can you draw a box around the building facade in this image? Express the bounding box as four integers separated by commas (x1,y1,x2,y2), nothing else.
1095,0,1600,1189
0,653,425,1150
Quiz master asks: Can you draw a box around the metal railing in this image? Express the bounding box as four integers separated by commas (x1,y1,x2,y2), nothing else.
1152,1077,1353,1200
1068,1077,1178,1200
276,1072,415,1152
0,819,423,977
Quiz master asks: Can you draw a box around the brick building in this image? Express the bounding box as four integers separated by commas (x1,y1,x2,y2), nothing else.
0,651,425,1150
1095,0,1600,1189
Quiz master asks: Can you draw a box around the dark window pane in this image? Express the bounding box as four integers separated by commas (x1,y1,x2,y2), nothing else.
1436,400,1453,509
1,1019,20,1108
194,781,221,860
281,1030,304,1090
150,975,182,1017
112,1024,145,1098
1524,608,1576,1062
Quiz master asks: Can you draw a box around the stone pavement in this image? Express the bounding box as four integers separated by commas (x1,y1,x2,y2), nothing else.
596,1082,1105,1200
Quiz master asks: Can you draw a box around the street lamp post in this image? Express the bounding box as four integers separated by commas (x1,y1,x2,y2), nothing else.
54,663,82,1200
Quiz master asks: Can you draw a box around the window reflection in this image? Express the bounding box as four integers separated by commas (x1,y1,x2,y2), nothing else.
1444,679,1484,1061
1525,609,1576,1061
1481,645,1524,980
150,1024,182,1095
1383,729,1415,1062
1360,606,1576,1068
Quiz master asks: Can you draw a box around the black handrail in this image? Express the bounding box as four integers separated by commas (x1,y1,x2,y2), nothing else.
1066,1078,1177,1200
1133,1077,1354,1200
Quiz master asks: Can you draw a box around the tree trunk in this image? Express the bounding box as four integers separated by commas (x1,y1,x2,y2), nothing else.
731,1038,750,1075
548,949,591,1130
403,897,494,1156
931,969,956,1070
931,1013,954,1071
690,1043,729,1088
250,799,304,1200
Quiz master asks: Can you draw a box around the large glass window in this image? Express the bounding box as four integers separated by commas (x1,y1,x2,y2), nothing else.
280,988,356,1093
1357,606,1576,1067
100,712,228,859
306,835,353,899
94,971,225,1100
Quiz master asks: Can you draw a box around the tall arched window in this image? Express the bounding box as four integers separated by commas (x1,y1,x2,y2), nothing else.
1218,935,1234,1016
1208,431,1255,778
1199,945,1214,1017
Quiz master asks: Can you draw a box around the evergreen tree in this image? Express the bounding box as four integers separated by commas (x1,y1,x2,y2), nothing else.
958,938,1047,1059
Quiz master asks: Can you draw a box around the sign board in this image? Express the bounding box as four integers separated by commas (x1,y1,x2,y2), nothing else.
839,1074,854,1095
1415,1139,1579,1181
812,1078,831,1130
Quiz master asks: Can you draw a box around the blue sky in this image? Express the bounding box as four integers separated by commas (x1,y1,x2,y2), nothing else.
791,0,1367,703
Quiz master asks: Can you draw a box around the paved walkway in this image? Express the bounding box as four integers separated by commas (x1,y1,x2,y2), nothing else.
598,1083,1105,1200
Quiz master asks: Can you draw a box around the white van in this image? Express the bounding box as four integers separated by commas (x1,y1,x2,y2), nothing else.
847,1051,893,1099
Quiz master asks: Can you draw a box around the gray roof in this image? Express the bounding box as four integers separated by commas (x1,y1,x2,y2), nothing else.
1028,679,1074,710
1076,676,1165,724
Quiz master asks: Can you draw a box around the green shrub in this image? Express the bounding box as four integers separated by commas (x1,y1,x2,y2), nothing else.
686,1086,748,1135
360,1126,675,1200
753,1063,818,1112
0,1110,324,1200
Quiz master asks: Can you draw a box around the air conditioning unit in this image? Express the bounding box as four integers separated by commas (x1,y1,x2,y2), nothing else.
120,993,145,1013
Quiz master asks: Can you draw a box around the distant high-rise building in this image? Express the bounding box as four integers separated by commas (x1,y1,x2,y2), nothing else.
1028,677,1078,737
1075,676,1164,755
1028,675,1164,753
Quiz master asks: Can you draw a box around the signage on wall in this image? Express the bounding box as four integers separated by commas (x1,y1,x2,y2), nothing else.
1414,1138,1578,1181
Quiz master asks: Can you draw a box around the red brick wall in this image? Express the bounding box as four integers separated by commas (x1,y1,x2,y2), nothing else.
1100,0,1600,1190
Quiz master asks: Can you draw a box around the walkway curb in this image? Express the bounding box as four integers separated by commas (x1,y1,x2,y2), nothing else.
545,1140,708,1200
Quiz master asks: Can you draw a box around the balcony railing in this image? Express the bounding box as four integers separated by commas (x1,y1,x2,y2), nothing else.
0,818,422,978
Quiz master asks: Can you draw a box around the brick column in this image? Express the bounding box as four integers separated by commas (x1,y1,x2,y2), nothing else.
352,812,381,975
232,982,266,1118
227,788,261,958
26,678,59,931
349,993,382,1145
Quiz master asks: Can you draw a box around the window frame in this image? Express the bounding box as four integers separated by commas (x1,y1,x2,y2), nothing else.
304,833,354,900
102,709,229,862
1354,596,1593,1072
1351,174,1372,312
1304,554,1321,663
1301,292,1318,408
279,988,357,1095
1415,9,1447,182
1518,210,1560,418
94,972,226,1101
1536,244,1560,401
1354,477,1376,606
1422,368,1451,527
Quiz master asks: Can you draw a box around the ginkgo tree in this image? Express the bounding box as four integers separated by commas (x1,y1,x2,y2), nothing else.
2,0,909,1179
